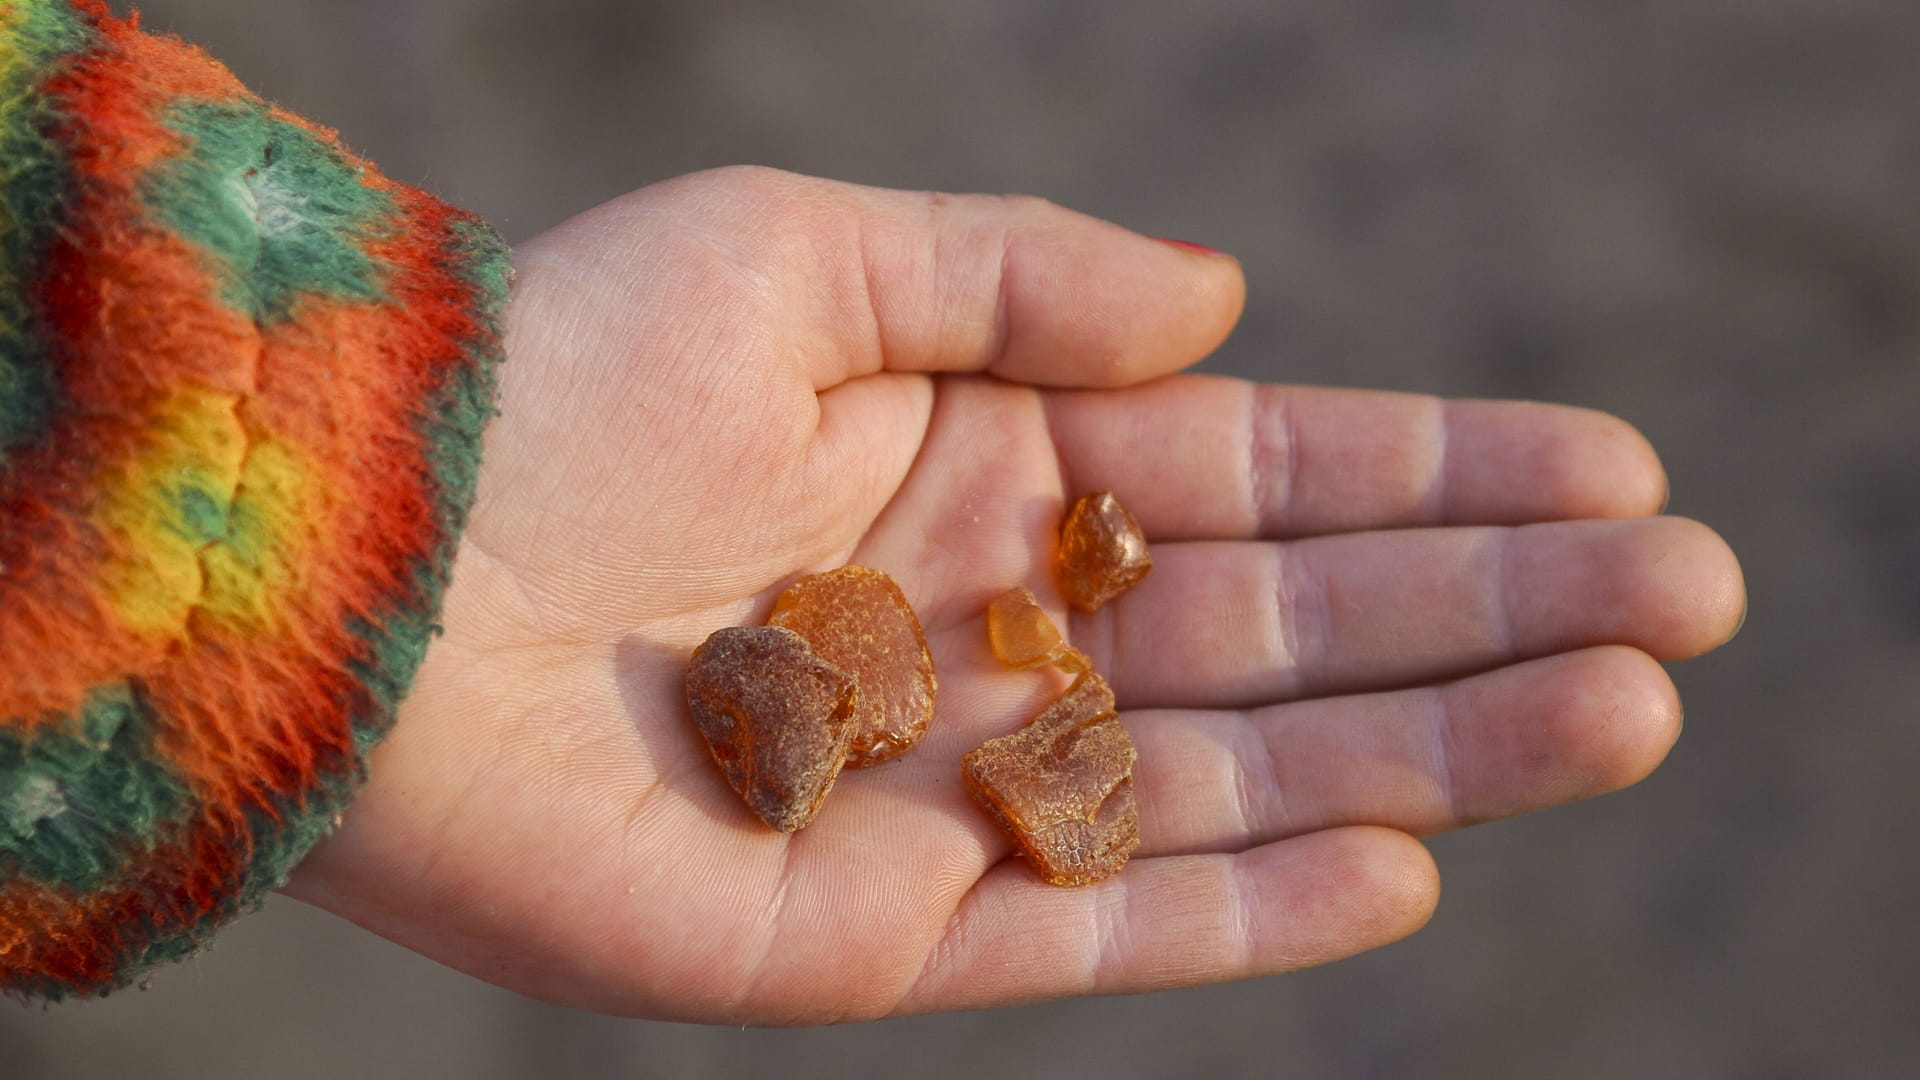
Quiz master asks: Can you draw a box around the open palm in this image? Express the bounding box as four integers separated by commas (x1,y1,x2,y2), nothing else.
283,167,1744,1023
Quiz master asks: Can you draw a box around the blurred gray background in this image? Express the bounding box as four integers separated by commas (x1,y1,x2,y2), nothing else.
9,0,1917,1076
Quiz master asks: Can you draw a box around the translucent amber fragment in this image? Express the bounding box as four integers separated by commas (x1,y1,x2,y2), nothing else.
1054,491,1153,612
685,626,859,833
769,565,937,768
986,586,1071,670
962,671,1140,886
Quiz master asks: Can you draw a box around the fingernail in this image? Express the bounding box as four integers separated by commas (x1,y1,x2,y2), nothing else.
1152,236,1232,258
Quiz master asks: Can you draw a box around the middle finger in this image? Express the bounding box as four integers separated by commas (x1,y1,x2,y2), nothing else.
1071,516,1742,710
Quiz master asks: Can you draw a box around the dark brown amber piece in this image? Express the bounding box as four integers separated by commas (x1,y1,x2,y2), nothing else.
769,565,937,768
685,626,859,833
1054,491,1153,612
962,671,1140,886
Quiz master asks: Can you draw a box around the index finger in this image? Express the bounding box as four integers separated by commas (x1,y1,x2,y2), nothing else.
1043,377,1670,541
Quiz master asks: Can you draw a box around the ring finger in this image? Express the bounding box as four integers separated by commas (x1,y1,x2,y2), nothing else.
1125,645,1682,858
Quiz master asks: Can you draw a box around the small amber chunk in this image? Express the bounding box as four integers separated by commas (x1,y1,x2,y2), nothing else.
962,671,1140,886
1054,491,1153,612
986,586,1072,670
769,565,937,768
685,626,859,833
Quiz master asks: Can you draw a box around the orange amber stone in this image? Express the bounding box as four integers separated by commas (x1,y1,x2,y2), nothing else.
685,626,858,833
769,565,937,768
1054,491,1153,612
986,586,1070,670
962,671,1140,886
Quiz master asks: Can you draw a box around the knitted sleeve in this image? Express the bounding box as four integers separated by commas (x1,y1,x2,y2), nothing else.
0,0,510,999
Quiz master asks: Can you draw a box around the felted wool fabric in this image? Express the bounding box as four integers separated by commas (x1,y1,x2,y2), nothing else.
0,0,510,999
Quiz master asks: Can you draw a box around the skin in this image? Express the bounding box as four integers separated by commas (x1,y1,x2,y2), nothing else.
282,166,1746,1024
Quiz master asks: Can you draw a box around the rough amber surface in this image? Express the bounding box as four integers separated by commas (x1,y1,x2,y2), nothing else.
685,626,859,833
769,565,937,768
962,671,1140,886
1054,491,1153,612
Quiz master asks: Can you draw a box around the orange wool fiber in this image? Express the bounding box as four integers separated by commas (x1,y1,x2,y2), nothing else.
0,825,244,991
0,58,258,726
1,0,511,998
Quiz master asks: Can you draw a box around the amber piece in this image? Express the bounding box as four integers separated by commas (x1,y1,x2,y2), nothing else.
685,626,859,833
986,586,1070,670
986,586,1091,673
769,565,937,768
1054,491,1153,612
962,671,1140,886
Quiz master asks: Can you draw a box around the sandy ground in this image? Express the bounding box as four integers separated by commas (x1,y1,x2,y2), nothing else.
8,1,1918,1076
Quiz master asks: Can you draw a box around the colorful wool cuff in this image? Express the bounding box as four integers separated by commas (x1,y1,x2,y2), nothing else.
0,0,510,999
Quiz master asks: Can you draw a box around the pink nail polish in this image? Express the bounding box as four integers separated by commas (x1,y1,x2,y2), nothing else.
1152,236,1230,258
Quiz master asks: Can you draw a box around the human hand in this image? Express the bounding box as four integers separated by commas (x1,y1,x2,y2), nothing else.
283,167,1745,1023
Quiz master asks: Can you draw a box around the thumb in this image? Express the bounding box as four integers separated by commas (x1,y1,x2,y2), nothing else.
555,165,1249,392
